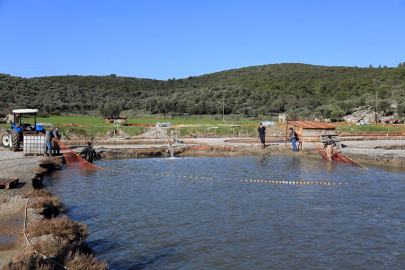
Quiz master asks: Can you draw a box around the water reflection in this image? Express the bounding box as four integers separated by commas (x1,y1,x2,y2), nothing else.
45,156,405,269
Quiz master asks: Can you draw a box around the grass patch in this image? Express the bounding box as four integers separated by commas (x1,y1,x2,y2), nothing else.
33,115,261,126
171,126,257,137
58,125,146,138
335,124,402,134
37,116,105,125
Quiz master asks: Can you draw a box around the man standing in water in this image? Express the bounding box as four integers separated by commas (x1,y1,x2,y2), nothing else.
323,135,336,161
257,123,266,148
79,142,97,163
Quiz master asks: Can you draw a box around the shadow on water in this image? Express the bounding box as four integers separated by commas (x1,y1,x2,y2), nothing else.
109,246,179,270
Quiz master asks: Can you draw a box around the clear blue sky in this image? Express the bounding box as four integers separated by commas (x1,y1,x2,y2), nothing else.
1,0,404,80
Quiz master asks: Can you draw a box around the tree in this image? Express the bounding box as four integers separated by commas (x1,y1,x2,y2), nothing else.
98,103,122,118
330,109,345,120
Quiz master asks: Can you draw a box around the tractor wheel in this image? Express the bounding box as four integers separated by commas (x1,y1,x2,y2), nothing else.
1,132,10,148
10,129,20,151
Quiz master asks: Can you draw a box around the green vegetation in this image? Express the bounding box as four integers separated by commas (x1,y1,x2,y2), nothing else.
169,126,255,137
335,124,402,134
57,126,146,138
37,116,105,125
36,115,259,126
1,63,405,120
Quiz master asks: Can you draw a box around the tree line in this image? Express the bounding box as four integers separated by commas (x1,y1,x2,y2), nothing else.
1,63,405,119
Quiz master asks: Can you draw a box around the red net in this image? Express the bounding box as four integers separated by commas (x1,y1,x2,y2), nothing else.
313,143,356,164
56,139,99,169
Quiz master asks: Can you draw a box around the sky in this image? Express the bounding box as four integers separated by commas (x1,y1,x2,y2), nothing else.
0,0,404,80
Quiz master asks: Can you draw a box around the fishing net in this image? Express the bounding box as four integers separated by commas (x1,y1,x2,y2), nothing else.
313,142,356,164
56,139,98,169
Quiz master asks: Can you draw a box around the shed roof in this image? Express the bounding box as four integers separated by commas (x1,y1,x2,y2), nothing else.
287,121,335,129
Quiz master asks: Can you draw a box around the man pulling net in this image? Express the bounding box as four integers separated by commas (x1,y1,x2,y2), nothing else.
78,142,97,164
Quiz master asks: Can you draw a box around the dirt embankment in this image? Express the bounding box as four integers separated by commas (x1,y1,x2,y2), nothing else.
0,151,107,269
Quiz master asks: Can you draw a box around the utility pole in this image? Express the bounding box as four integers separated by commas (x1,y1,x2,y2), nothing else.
375,91,378,124
222,97,225,124
149,99,151,129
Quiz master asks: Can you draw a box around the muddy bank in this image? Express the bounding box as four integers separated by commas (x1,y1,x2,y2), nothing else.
0,150,44,268
0,151,107,269
91,139,405,168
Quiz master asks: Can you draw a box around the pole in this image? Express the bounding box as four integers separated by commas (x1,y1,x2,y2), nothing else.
149,99,151,129
223,97,225,123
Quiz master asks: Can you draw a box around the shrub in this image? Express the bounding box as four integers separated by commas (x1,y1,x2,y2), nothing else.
26,215,88,242
32,238,71,259
22,189,53,199
28,197,66,218
35,167,48,174
65,251,108,270
1,254,52,270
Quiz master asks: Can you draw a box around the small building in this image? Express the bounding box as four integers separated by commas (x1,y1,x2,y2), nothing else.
279,114,287,123
287,121,341,148
368,112,379,124
105,117,127,124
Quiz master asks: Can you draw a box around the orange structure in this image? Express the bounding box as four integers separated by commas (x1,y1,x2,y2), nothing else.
286,121,336,143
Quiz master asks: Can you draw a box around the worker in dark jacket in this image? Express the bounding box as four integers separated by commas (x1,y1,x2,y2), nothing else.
257,123,266,148
52,127,61,155
79,142,97,163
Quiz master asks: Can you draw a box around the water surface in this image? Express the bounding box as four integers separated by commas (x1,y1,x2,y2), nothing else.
46,156,405,269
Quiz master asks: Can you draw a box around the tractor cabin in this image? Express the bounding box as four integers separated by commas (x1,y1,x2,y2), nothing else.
287,121,341,149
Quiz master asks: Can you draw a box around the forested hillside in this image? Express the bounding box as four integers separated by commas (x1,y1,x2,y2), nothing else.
1,63,405,119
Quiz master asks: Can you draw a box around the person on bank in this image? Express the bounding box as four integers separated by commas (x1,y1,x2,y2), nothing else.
45,127,54,156
258,123,266,148
289,127,299,152
79,142,97,163
52,127,61,156
323,135,336,161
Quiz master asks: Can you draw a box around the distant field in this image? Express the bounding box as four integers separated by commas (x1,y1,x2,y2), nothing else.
36,116,105,125
335,124,404,133
35,116,260,126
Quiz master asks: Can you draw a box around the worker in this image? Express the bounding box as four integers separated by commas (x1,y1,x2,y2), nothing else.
257,123,266,148
52,127,61,155
79,142,97,163
289,127,299,152
323,135,336,161
45,127,54,156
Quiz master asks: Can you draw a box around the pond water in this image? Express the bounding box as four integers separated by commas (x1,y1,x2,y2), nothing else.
45,156,405,270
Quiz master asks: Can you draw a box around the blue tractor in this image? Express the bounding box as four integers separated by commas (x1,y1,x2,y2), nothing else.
1,109,45,151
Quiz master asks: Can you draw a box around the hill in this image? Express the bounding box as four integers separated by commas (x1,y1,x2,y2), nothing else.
1,63,405,119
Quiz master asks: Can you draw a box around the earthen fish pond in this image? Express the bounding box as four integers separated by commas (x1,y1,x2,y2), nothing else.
45,156,405,269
